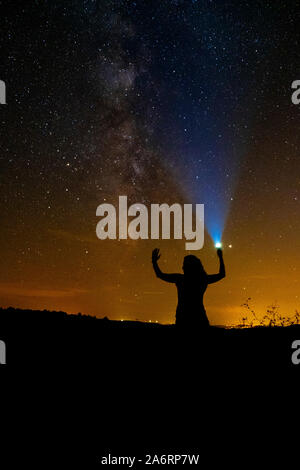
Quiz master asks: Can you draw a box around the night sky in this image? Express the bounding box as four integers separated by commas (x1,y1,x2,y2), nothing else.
1,0,300,325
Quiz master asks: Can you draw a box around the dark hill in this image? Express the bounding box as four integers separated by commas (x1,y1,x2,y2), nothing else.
0,307,299,371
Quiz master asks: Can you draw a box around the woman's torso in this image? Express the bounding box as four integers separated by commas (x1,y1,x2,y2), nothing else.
175,274,209,326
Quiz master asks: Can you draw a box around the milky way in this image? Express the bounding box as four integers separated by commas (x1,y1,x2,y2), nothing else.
1,1,300,325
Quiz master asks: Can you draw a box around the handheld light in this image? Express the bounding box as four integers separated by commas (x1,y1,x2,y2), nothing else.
215,242,222,248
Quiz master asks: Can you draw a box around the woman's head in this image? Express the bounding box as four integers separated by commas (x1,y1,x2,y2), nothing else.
183,255,206,276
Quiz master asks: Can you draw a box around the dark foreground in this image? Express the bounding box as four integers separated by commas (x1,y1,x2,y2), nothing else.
0,307,299,369
1,308,298,466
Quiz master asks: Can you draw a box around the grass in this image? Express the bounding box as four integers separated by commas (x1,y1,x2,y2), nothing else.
237,297,300,328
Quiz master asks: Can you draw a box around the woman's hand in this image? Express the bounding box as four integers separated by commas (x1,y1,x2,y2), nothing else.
152,248,161,263
217,248,223,258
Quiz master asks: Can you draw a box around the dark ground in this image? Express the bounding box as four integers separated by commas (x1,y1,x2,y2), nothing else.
1,307,298,466
0,307,298,369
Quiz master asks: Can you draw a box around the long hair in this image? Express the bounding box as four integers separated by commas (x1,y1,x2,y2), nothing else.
183,255,207,277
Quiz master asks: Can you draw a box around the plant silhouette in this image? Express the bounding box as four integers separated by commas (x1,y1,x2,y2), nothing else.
152,248,226,328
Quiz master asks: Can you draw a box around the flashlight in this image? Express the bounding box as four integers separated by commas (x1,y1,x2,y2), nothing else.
215,242,222,248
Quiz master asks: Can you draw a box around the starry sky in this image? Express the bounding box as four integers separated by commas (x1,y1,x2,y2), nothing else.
1,0,300,325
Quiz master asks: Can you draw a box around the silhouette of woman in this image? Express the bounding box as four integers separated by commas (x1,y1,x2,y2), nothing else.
152,248,225,328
